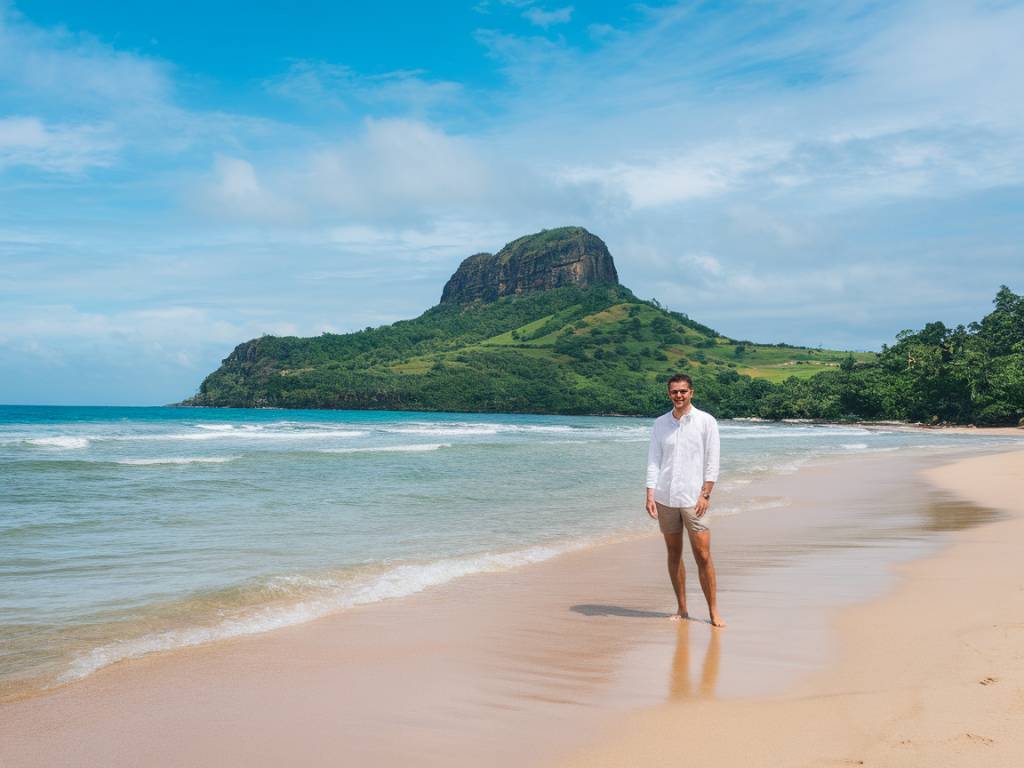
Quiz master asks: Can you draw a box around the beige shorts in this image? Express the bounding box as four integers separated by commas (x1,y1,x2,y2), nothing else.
655,501,709,534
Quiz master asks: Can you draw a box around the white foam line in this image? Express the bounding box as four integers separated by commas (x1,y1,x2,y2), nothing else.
723,429,872,440
25,437,90,449
58,542,576,685
112,430,370,442
384,426,502,436
115,456,241,465
383,422,650,438
319,443,450,454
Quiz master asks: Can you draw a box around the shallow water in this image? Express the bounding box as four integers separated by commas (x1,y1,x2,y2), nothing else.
0,404,1018,698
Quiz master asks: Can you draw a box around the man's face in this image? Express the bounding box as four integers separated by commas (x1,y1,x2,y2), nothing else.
668,381,693,409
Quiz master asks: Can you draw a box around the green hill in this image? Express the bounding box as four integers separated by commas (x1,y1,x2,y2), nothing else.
182,227,1023,425
182,227,867,416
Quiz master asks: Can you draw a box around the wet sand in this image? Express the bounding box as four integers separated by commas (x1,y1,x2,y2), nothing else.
0,447,1016,767
558,449,1024,768
883,423,1024,437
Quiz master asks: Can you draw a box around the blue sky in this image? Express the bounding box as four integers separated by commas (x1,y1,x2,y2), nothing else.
2,0,1023,405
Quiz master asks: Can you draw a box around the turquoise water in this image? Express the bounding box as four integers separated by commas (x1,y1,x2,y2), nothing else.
0,405,1017,697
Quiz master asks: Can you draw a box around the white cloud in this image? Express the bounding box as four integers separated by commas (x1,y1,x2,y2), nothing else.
264,61,464,113
587,23,617,40
0,305,244,347
0,304,248,397
842,0,1024,129
192,116,594,227
195,155,300,222
560,142,790,208
0,116,119,172
523,6,573,28
726,206,808,248
324,220,514,256
210,118,555,224
0,303,253,404
0,5,172,113
680,251,722,276
0,5,295,177
306,118,490,212
474,28,576,86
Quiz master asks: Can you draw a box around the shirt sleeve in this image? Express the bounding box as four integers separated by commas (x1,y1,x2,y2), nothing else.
645,420,662,488
703,417,720,483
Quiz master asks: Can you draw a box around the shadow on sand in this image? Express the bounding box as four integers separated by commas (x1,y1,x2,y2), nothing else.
570,604,674,618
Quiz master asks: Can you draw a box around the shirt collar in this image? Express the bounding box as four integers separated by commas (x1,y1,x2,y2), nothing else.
672,407,694,423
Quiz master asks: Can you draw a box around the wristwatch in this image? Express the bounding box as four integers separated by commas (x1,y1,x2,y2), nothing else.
701,490,711,500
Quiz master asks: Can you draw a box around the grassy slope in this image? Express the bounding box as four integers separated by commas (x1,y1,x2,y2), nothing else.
389,300,866,383
186,285,867,414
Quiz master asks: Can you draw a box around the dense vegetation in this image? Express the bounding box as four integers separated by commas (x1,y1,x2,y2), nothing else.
174,284,942,423
757,286,1024,425
185,284,1023,424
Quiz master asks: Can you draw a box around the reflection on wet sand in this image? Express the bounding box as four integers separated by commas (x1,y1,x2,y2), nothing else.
920,496,1003,532
669,620,721,700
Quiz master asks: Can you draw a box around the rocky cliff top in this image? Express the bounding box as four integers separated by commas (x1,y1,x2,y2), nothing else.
439,226,619,305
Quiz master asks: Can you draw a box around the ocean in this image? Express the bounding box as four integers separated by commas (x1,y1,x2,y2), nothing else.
0,404,1017,700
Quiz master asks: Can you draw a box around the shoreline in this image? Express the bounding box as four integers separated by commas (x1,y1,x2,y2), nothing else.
867,422,1024,437
1,444,1017,766
12,402,1024,433
556,449,1024,767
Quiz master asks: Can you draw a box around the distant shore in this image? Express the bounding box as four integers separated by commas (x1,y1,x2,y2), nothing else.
894,423,1024,437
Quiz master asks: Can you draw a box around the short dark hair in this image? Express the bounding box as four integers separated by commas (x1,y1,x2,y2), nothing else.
667,373,693,389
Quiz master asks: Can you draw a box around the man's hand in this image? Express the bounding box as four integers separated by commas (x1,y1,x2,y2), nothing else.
645,490,658,520
694,495,710,518
695,481,715,518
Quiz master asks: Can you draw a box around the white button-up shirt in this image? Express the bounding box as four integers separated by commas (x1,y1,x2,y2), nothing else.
646,406,720,507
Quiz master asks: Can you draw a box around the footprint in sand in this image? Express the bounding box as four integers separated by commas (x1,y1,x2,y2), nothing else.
962,733,995,746
979,676,998,686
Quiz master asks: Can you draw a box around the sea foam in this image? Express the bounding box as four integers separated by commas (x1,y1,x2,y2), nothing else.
113,429,369,442
319,443,451,454
115,456,241,465
26,436,90,449
59,542,571,685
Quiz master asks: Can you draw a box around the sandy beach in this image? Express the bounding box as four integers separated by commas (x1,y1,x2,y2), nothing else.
1,445,1021,767
558,449,1024,768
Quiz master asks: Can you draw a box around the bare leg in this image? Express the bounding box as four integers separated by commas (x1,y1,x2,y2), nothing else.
662,532,687,619
688,529,725,627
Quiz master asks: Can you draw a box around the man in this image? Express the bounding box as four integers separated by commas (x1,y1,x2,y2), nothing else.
645,373,724,627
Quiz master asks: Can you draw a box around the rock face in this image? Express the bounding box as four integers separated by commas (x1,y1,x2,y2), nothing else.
440,226,619,305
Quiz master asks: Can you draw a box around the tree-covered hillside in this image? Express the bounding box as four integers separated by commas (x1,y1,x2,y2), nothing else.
181,283,868,417
183,283,1024,425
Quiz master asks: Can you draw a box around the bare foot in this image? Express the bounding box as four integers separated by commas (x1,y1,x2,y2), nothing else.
669,612,689,622
710,613,727,628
